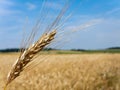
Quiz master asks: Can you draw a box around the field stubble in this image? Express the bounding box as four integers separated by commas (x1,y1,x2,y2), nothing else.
0,53,120,90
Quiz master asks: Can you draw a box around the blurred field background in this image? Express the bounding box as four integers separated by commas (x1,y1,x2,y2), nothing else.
1,0,120,90
0,52,120,90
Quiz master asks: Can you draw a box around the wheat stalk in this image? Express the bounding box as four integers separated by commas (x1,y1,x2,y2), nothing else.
4,30,56,89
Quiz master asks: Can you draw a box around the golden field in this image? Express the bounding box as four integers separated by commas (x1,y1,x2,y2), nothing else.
0,53,120,90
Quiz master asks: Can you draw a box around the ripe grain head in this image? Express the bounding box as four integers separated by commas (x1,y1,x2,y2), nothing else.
5,30,56,89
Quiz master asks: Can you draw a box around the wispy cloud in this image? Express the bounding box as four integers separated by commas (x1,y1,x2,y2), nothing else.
0,8,21,16
45,1,62,10
0,0,20,16
105,7,120,15
64,19,103,32
0,0,14,6
26,2,37,10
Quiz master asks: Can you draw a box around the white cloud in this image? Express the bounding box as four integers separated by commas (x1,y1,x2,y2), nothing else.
26,3,37,10
0,0,14,6
0,8,21,16
105,7,120,15
45,1,62,10
64,19,103,32
0,0,20,16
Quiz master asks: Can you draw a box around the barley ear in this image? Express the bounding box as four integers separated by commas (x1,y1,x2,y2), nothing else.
5,30,56,88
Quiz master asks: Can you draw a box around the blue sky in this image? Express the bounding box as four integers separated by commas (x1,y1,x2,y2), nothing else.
0,0,120,49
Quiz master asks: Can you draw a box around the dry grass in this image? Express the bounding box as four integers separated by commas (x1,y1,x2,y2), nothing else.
0,53,120,90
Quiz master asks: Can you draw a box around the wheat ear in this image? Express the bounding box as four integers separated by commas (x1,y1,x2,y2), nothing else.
5,30,56,89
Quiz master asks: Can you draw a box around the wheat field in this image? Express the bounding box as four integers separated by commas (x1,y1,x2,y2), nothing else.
0,53,120,90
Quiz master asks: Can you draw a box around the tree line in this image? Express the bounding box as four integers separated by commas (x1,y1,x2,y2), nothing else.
0,47,120,53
